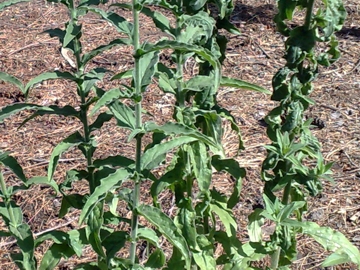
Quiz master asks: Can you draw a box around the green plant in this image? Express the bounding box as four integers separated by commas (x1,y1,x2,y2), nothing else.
249,0,360,269
0,0,359,269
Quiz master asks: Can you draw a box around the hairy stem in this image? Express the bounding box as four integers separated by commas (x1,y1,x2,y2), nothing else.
130,0,142,264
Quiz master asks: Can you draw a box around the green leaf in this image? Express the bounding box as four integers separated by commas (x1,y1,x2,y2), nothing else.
0,103,45,123
138,51,159,91
184,75,215,92
63,22,81,49
277,201,305,222
0,201,24,226
111,69,133,80
141,136,197,171
210,199,237,237
87,203,105,258
93,155,135,168
81,38,130,66
145,122,218,148
9,223,37,270
211,155,245,209
19,105,80,128
35,230,85,257
284,219,360,266
220,76,270,94
247,208,265,242
25,71,77,96
91,88,131,116
156,67,176,94
140,40,221,88
27,176,60,194
81,7,133,37
79,168,131,224
137,204,191,270
322,253,353,267
109,100,136,130
137,228,160,247
39,243,75,270
81,68,108,95
188,142,211,193
145,248,166,268
89,111,113,132
0,72,24,93
0,0,29,10
48,131,84,182
59,194,85,217
0,152,27,184
192,235,216,270
217,18,241,35
141,7,175,37
176,198,197,250
102,231,128,263
140,40,219,69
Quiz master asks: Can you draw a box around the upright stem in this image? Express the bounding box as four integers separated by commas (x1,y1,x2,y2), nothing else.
130,0,142,264
175,2,184,108
0,172,16,225
271,164,292,269
304,0,316,30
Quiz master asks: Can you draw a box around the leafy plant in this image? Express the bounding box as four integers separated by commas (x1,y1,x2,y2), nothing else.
0,0,359,269
251,0,360,269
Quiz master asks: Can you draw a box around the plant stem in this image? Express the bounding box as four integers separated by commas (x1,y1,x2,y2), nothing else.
304,0,316,30
175,0,184,108
271,162,292,269
0,172,16,225
130,0,141,264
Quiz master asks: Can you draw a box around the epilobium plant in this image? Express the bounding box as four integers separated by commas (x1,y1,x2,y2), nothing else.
0,0,360,269
250,0,360,269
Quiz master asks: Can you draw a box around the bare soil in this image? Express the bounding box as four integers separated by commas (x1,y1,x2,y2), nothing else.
0,0,359,269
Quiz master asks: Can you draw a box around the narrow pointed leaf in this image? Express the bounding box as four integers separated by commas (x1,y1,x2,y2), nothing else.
283,220,360,266
81,7,133,37
79,168,131,224
145,248,166,268
188,142,211,192
0,103,44,123
0,152,27,184
138,51,159,91
25,71,77,96
211,155,245,209
141,7,175,37
137,204,191,270
109,100,136,130
39,243,75,270
0,0,29,10
210,202,237,237
81,38,130,66
141,136,197,171
82,68,108,94
220,76,270,94
0,72,24,93
19,105,80,128
9,223,36,270
89,111,113,132
111,69,133,80
91,88,126,116
145,122,218,148
102,231,127,262
48,131,84,181
140,40,220,72
137,228,160,247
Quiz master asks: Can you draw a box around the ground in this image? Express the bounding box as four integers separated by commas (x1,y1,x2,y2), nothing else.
0,0,359,269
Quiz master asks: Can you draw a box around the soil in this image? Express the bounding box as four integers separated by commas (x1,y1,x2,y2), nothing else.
0,0,359,269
